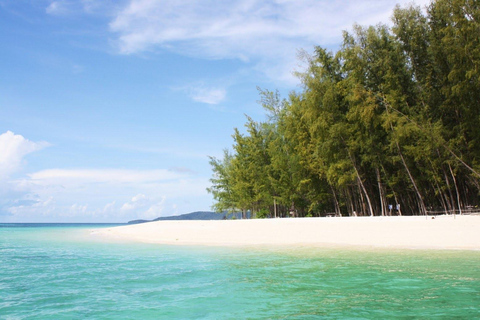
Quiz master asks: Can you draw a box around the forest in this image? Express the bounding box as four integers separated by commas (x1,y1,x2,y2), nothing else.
208,0,480,218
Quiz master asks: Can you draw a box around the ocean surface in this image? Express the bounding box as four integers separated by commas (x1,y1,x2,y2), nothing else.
1,224,479,319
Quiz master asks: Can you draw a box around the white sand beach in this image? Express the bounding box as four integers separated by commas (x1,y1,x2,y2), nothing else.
95,215,480,250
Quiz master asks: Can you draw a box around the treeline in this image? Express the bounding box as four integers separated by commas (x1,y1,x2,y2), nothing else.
208,0,480,218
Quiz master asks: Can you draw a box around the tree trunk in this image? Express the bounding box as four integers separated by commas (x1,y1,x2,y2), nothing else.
356,166,374,216
449,164,462,216
383,98,426,215
394,193,402,216
376,167,386,216
442,166,455,214
274,198,277,218
330,186,341,216
345,147,374,216
393,135,427,216
356,179,367,216
434,178,449,215
345,188,356,216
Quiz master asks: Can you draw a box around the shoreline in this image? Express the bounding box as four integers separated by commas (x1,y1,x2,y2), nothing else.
93,215,480,251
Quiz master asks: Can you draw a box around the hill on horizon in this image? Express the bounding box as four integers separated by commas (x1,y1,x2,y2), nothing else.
127,211,242,224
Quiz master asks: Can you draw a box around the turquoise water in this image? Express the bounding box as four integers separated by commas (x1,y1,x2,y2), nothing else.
1,224,479,319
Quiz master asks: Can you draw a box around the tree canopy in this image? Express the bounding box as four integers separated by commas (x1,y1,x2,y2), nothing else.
208,0,480,218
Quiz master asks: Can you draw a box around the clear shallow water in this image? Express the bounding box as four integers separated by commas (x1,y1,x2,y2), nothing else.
1,224,479,319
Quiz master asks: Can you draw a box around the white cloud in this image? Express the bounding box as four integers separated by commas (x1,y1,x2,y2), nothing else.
5,166,210,222
173,82,227,105
109,0,431,84
0,131,49,180
80,0,107,14
191,86,227,105
103,201,116,213
69,203,88,215
46,1,70,15
8,197,56,219
121,193,148,211
28,168,182,184
120,194,167,219
0,131,211,222
46,0,115,16
143,197,166,219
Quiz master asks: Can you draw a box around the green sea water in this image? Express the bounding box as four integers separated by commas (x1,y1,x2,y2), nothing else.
1,224,479,319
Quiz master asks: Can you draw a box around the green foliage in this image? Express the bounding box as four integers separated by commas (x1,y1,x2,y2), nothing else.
208,0,480,217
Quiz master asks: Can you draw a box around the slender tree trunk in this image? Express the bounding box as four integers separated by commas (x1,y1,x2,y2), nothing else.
345,148,374,216
330,186,341,216
345,188,356,216
407,192,418,216
396,143,427,215
383,99,427,215
442,167,455,214
426,157,449,215
357,169,374,216
381,96,480,179
468,175,480,193
356,180,367,216
394,193,402,216
449,164,462,216
376,167,386,216
434,178,449,215
389,129,427,215
436,149,455,214
274,198,277,218
351,187,360,216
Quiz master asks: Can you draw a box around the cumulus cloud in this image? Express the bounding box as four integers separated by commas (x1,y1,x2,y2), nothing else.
117,194,167,219
121,193,148,211
0,131,49,180
108,0,431,83
144,197,166,219
0,131,211,222
103,201,116,213
6,166,210,222
7,197,56,219
69,203,88,215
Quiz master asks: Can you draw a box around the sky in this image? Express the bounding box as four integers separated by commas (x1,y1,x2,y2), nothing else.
0,0,431,223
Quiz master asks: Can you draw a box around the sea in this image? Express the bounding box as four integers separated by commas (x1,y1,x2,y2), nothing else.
1,223,479,319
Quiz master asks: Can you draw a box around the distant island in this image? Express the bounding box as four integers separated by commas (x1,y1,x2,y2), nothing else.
127,211,243,224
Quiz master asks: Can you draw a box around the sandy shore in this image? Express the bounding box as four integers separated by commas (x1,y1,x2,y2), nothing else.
94,215,480,250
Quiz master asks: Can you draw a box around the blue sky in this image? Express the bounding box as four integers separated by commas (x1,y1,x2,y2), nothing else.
0,0,429,222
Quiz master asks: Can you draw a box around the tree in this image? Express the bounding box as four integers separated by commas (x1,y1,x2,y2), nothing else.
208,0,480,218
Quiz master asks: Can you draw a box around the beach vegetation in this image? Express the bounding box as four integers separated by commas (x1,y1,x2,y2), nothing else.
208,0,480,217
